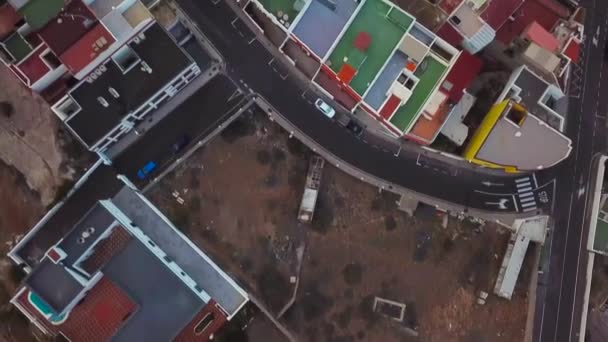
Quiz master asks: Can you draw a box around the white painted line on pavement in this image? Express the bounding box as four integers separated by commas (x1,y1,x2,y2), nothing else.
520,198,536,205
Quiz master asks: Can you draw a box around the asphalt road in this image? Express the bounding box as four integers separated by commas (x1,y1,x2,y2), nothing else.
534,0,608,341
13,75,249,266
176,0,555,214
112,75,247,182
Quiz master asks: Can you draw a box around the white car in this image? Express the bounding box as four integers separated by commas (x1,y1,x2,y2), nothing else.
315,99,336,119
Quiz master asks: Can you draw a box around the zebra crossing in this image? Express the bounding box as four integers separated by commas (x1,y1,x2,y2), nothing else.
516,176,537,213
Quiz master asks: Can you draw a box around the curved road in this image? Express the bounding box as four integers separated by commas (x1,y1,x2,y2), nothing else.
176,0,555,215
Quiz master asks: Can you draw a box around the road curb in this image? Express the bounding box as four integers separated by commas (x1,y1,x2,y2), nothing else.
254,97,537,227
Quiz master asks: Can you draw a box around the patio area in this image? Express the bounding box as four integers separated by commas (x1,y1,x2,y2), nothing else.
407,98,451,144
291,0,359,58
363,49,408,110
257,0,305,27
326,0,413,95
389,55,447,132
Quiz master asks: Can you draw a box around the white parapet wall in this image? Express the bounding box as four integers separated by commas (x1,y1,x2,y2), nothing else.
579,155,608,342
494,233,531,300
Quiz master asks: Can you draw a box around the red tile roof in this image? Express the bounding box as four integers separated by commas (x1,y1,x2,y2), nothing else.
0,3,21,40
16,44,51,85
441,51,483,102
522,21,559,52
437,22,463,48
481,0,524,30
59,23,115,74
59,277,136,342
562,38,580,63
174,300,228,342
81,226,132,275
37,0,99,56
494,0,570,44
14,277,137,341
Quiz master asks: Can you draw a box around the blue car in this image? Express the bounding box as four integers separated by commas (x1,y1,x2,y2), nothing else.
137,161,157,180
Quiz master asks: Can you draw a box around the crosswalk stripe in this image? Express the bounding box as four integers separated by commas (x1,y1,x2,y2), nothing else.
521,201,536,208
523,206,537,212
516,177,530,184
520,198,535,204
518,186,532,192
519,193,534,199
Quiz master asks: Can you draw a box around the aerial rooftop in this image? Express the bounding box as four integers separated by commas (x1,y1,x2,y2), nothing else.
11,185,248,341
464,99,571,171
37,0,98,56
501,66,568,131
58,22,192,147
290,0,360,59
0,2,21,39
17,0,64,30
326,0,414,96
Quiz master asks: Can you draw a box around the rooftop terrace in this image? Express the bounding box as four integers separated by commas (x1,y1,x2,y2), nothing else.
258,0,304,26
37,0,98,56
3,31,32,62
103,237,205,341
18,0,64,30
291,0,359,58
63,23,192,147
326,0,413,95
0,3,21,39
15,277,137,341
471,101,571,170
112,187,248,316
511,66,567,131
389,55,447,131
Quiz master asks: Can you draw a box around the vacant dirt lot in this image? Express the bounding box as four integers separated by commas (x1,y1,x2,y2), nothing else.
0,65,89,206
149,109,530,342
0,65,91,341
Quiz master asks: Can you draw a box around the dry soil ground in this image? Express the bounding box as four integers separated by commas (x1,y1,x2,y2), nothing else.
0,66,90,341
149,109,531,342
0,66,89,205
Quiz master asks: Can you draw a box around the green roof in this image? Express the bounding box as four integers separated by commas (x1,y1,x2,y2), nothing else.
3,32,32,62
327,0,412,95
19,0,64,30
390,56,447,131
593,218,608,255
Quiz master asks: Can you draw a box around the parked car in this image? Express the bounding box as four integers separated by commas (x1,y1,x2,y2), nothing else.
171,135,191,153
346,120,364,137
137,161,157,180
314,99,336,119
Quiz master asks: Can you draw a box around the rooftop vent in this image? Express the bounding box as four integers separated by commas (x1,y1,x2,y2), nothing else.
108,87,120,98
97,96,109,107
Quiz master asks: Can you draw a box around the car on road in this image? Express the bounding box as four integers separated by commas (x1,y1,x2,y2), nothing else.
314,99,335,119
346,120,364,137
171,135,191,153
137,161,157,180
